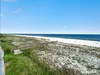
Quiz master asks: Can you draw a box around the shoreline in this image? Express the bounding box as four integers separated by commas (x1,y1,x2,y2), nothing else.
15,35,100,47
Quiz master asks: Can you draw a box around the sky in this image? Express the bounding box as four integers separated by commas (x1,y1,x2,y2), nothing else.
0,0,100,34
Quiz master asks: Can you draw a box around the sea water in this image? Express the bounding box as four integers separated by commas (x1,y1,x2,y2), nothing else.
20,34,100,41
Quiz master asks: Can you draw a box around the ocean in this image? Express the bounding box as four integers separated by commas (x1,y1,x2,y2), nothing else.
19,34,100,42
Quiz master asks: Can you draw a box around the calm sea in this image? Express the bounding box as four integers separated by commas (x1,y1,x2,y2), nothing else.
20,34,100,42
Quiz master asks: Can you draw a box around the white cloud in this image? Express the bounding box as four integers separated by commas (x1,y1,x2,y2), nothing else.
11,9,22,14
56,25,67,29
4,0,16,2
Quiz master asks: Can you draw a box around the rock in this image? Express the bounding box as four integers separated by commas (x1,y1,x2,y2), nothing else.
14,49,22,55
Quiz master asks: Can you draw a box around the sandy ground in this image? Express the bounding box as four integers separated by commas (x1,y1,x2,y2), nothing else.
16,35,100,47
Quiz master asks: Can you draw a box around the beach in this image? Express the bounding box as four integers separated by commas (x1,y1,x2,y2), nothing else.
1,34,100,75
15,35,100,75
16,35,100,47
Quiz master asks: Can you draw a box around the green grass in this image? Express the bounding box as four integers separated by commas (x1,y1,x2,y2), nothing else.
4,49,60,75
0,34,61,75
5,54,60,75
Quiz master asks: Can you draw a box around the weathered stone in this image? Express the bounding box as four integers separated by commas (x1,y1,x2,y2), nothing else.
14,49,22,55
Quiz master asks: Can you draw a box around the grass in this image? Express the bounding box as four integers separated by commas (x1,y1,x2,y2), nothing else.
5,54,59,75
0,34,61,75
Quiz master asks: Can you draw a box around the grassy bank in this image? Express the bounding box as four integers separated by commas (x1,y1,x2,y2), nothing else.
0,34,61,75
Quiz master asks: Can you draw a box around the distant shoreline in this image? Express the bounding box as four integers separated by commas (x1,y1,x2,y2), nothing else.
15,35,100,47
14,34,100,41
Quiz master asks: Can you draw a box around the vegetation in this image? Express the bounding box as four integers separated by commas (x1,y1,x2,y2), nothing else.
0,34,61,75
1,34,99,75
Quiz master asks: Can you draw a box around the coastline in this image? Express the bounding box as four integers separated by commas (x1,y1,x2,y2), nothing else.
2,34,100,75
15,35,100,47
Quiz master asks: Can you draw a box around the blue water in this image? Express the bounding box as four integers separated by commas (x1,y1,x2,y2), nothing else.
19,34,100,41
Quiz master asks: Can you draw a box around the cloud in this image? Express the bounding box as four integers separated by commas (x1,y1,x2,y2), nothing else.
11,9,22,14
56,25,67,29
4,0,16,2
